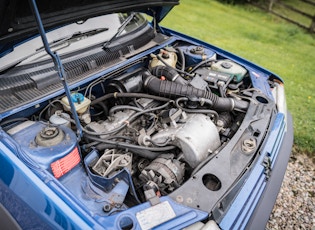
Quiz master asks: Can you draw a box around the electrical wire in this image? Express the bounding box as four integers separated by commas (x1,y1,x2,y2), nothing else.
155,54,194,78
109,105,144,115
84,134,176,152
188,58,213,74
38,99,69,121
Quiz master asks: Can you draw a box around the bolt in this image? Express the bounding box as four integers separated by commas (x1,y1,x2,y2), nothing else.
186,197,193,204
176,195,184,203
103,204,112,212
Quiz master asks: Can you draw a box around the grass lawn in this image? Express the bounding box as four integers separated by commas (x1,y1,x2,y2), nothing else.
161,0,315,156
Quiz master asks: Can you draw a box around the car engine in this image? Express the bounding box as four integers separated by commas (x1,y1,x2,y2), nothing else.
5,42,259,215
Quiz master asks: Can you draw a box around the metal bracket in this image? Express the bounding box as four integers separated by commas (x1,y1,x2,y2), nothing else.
262,155,272,180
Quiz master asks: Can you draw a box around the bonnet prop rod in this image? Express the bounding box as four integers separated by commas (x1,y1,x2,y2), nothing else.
29,0,83,140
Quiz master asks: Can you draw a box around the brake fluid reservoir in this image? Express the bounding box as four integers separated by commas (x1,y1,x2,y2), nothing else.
149,48,177,69
211,59,247,83
9,121,79,179
61,93,91,114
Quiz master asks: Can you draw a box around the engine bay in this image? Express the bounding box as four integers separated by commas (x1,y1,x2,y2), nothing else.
2,40,275,218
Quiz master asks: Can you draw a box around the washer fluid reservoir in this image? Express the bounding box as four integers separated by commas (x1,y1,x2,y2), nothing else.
211,59,247,83
8,121,79,179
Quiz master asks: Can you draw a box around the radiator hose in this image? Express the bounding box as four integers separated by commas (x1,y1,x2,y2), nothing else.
143,71,248,112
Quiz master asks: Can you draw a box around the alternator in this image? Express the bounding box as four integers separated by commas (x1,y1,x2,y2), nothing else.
139,154,185,194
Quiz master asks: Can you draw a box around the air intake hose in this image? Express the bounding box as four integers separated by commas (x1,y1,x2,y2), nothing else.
143,71,248,112
151,66,188,85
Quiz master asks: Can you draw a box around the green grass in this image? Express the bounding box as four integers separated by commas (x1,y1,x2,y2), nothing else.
161,0,315,156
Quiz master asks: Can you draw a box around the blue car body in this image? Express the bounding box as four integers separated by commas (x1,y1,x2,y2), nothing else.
0,1,293,229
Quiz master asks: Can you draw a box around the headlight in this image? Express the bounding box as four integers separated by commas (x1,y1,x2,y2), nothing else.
272,81,288,125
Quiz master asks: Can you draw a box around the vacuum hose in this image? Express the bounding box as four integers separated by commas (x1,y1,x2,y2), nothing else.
143,71,248,112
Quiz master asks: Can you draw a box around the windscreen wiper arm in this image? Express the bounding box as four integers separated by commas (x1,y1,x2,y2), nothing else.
37,27,108,51
0,28,108,73
103,12,136,49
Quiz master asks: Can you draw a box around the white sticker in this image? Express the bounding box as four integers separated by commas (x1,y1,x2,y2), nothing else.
136,201,176,230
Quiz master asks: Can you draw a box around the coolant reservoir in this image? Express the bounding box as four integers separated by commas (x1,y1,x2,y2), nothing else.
182,45,216,66
211,59,247,83
149,48,177,69
61,93,91,114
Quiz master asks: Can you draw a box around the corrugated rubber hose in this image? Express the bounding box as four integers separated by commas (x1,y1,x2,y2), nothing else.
143,71,248,112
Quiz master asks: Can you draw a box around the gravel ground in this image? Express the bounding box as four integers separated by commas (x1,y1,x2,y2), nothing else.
266,153,315,230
